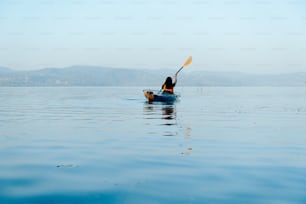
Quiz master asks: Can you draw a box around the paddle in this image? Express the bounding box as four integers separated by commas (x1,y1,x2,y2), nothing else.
175,56,193,77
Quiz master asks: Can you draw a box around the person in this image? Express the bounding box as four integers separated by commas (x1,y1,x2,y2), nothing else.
161,75,177,94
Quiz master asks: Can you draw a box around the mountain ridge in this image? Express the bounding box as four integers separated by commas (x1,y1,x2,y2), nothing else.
0,66,305,87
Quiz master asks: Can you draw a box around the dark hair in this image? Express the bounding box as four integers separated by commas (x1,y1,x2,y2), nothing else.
165,76,172,88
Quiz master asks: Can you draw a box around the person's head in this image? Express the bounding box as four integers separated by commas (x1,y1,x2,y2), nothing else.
165,76,172,87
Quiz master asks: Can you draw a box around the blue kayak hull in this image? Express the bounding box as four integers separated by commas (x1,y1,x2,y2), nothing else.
144,90,178,102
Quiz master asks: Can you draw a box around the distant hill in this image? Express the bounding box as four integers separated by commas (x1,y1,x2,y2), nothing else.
179,71,306,87
0,66,305,87
0,67,13,74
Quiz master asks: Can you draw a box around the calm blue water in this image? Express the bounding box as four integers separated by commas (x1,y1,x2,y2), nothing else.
1,87,306,203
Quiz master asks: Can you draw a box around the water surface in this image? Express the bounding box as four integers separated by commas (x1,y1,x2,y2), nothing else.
1,87,306,203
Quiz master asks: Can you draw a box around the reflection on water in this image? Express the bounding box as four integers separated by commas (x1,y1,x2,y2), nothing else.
143,102,177,135
161,104,175,121
143,102,176,123
184,127,192,138
143,102,192,154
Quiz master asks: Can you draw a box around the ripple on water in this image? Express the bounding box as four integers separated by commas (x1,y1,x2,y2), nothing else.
1,87,306,203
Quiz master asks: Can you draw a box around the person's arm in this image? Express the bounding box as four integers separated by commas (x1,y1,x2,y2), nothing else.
173,75,177,87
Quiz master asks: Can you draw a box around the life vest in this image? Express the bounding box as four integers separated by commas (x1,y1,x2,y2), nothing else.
162,84,174,94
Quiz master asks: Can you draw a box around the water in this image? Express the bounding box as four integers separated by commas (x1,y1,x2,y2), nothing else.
1,87,306,203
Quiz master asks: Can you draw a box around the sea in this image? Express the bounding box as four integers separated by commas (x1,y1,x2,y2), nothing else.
1,87,306,203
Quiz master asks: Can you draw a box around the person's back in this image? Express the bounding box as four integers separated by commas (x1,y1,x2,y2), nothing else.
162,76,176,94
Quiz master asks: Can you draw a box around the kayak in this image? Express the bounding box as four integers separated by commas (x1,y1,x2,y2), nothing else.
143,89,178,102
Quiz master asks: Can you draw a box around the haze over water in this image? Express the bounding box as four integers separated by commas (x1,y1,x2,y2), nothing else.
1,87,306,203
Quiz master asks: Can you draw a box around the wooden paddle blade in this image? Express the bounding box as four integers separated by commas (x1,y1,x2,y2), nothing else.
183,56,192,67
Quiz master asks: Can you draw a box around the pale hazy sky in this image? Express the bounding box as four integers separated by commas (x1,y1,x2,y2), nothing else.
0,0,305,73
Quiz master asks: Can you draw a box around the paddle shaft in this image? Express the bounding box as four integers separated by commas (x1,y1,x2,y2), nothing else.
175,66,184,76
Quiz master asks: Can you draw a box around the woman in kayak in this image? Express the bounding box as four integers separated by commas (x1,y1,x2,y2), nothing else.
162,75,177,94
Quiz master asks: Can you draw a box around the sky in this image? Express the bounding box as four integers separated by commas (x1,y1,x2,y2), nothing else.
0,0,306,73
